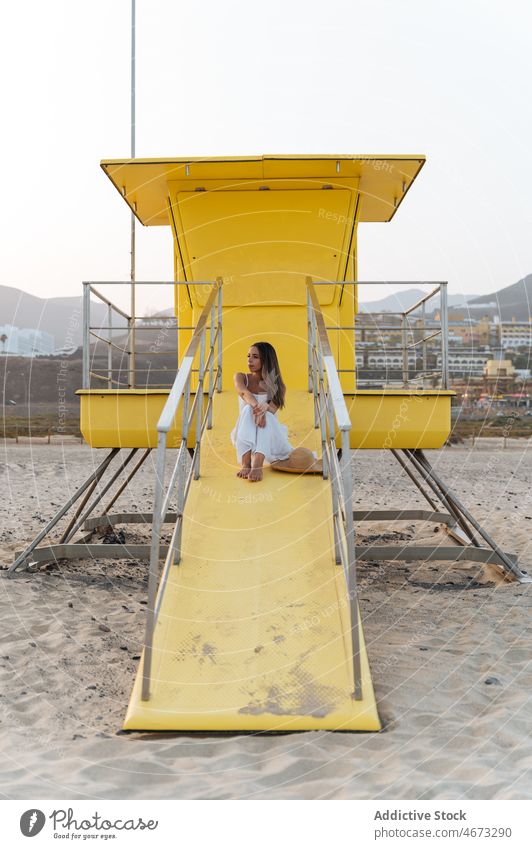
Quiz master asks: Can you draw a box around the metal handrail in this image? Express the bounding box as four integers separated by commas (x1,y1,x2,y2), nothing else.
306,280,362,701
82,281,217,390
83,281,204,285
403,284,443,316
313,280,449,389
141,280,223,701
312,280,447,286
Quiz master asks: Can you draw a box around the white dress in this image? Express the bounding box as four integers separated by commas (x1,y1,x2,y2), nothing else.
230,375,293,464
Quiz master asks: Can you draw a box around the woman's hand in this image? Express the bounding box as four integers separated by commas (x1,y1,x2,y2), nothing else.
252,401,268,427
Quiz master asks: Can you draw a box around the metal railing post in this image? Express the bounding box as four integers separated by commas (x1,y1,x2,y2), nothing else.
173,372,191,564
141,430,167,701
127,316,133,388
107,303,113,388
341,427,361,700
440,283,449,389
216,278,223,392
207,300,216,428
129,278,137,389
402,313,408,387
327,394,342,565
194,325,207,480
307,287,313,393
310,308,319,428
82,284,90,389
421,300,427,388
316,339,329,480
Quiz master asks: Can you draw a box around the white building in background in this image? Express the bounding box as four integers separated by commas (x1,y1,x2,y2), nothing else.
367,352,417,368
354,351,418,368
436,351,491,374
0,324,19,353
0,324,55,356
499,320,532,349
18,328,55,356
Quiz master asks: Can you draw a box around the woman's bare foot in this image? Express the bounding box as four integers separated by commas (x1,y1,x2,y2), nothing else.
237,450,252,478
249,452,265,482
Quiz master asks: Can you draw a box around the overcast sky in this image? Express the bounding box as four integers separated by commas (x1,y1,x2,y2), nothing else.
1,0,531,314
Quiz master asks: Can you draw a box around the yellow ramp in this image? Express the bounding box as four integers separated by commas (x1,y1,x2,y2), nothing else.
124,390,380,731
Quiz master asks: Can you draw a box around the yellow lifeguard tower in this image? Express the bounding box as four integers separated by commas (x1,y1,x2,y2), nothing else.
8,155,528,732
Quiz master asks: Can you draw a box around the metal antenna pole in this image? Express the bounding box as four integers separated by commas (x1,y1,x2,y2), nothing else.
129,0,136,388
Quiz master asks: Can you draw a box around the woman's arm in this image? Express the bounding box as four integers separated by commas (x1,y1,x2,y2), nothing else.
253,400,277,429
255,400,278,414
234,372,260,408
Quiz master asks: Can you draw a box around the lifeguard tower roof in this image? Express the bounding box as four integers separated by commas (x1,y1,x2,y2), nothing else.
101,154,425,226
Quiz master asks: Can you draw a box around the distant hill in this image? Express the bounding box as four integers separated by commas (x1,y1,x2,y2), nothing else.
2,273,530,357
467,273,532,320
359,288,472,313
360,275,532,320
0,285,123,353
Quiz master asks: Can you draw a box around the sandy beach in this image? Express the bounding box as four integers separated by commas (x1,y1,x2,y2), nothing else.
0,443,530,800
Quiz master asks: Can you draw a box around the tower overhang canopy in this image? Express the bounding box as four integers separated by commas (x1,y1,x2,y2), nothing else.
101,155,425,300
101,154,425,226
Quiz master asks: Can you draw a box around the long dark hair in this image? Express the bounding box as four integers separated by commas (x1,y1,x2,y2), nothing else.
252,341,287,409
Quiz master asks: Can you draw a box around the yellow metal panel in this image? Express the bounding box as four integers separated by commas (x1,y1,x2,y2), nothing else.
342,391,454,449
174,190,351,305
101,155,425,226
77,390,198,449
77,390,451,450
124,390,380,731
262,157,362,179
172,293,357,392
169,159,265,180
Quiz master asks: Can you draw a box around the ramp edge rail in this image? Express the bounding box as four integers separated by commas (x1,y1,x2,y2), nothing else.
141,280,223,701
307,279,362,701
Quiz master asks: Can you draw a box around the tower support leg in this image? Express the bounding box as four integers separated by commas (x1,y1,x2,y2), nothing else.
351,450,528,583
403,450,480,546
410,449,527,581
6,448,119,574
4,449,159,575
